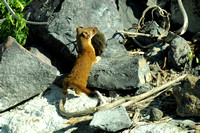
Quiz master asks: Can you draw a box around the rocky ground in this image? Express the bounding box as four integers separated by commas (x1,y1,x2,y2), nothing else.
1,0,200,132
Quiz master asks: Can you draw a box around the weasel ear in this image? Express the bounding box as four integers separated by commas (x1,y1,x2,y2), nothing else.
83,31,90,39
76,26,83,32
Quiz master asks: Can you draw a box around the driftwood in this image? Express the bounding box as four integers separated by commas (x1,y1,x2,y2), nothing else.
61,74,187,125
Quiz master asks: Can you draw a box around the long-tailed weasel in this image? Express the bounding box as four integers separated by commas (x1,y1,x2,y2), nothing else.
62,26,98,96
60,26,107,118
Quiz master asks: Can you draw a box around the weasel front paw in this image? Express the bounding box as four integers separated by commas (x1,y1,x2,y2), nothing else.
62,87,68,96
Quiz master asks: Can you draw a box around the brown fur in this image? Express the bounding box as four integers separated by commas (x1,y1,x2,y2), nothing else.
62,26,98,96
91,31,106,56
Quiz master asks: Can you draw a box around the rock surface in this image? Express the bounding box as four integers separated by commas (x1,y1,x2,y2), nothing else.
0,84,197,133
61,89,98,113
0,37,58,112
29,47,52,66
174,75,200,117
136,21,166,46
131,119,196,133
0,85,66,133
24,0,123,59
145,42,169,65
170,0,200,33
88,38,152,90
90,105,131,132
23,0,153,90
149,107,163,121
168,36,191,70
116,0,143,30
1,0,200,133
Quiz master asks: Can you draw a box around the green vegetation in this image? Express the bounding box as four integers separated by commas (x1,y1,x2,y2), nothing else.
0,0,32,45
187,51,199,64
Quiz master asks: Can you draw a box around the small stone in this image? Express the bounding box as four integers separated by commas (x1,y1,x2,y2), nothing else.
149,107,163,121
90,106,131,132
168,36,192,70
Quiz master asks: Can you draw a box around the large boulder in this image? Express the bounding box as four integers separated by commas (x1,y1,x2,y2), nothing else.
0,37,58,112
90,106,131,132
168,36,191,70
174,75,200,117
24,0,151,90
24,0,124,59
115,0,144,30
88,38,152,90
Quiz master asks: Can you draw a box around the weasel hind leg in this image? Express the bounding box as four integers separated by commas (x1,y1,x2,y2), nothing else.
63,84,69,97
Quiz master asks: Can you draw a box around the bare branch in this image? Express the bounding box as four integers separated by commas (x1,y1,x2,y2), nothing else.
0,18,6,24
116,30,160,38
63,116,93,126
59,74,187,119
1,0,48,25
175,0,188,35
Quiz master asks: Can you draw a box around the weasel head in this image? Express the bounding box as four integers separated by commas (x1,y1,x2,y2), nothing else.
76,26,98,40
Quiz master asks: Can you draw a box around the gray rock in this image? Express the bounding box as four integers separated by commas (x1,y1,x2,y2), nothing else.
146,0,169,8
88,38,152,90
168,36,191,70
145,42,170,65
62,89,98,113
24,0,123,59
131,119,195,133
135,21,166,46
135,83,153,96
24,0,151,91
0,37,58,112
174,75,200,117
90,106,131,132
0,84,197,133
149,107,163,121
0,84,67,133
191,65,200,76
116,0,142,30
29,47,52,66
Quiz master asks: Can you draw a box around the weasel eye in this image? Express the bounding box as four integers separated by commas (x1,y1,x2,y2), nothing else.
93,29,95,33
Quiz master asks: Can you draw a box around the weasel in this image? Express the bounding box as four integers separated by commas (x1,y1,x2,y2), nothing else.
59,26,107,118
62,26,98,96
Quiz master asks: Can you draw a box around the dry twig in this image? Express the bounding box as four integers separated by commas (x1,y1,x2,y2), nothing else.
63,116,93,126
60,74,187,122
1,0,48,25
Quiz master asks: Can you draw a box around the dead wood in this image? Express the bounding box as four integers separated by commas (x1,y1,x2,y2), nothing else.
63,116,93,126
60,74,187,126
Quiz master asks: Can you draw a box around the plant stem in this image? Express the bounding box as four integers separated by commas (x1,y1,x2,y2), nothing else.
1,0,48,25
